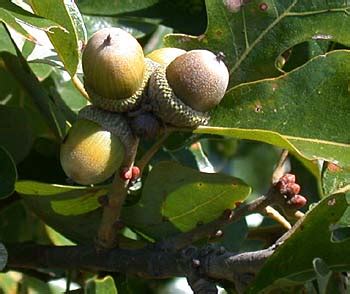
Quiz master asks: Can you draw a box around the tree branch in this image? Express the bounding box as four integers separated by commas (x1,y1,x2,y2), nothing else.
4,242,275,293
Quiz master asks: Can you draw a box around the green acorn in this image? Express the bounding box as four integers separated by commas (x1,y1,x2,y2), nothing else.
60,106,137,185
148,49,229,127
146,47,186,66
82,27,157,112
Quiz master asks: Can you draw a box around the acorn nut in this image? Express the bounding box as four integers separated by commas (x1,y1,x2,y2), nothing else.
60,106,138,185
82,27,157,112
146,47,186,66
148,49,229,127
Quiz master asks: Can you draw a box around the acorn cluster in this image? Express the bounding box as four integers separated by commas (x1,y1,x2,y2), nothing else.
60,27,229,185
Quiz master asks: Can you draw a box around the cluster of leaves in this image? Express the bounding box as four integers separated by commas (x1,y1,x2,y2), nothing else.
0,0,350,293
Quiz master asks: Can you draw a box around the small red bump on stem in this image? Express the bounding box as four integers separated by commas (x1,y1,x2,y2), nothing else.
290,183,301,195
131,166,140,180
289,195,307,209
120,167,132,181
259,2,268,11
283,173,296,184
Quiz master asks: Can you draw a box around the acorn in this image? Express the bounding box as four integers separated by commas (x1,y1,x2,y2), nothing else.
82,27,157,112
146,47,186,66
60,106,138,185
147,49,229,127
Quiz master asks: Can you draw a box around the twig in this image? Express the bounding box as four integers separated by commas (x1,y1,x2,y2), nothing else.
71,75,90,101
263,206,291,230
135,131,171,174
96,139,139,249
272,149,289,184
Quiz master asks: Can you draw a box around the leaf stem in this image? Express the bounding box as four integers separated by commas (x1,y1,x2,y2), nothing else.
72,75,90,101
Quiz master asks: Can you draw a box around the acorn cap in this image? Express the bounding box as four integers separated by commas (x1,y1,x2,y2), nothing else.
166,49,229,112
86,58,159,113
148,65,210,128
82,28,146,112
146,47,186,66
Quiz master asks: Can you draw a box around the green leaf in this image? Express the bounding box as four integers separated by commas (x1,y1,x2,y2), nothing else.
0,0,63,43
1,51,67,141
78,0,206,35
30,0,83,76
45,225,75,246
0,272,63,294
0,202,47,243
122,161,251,239
85,276,117,294
196,50,350,170
78,0,159,15
65,0,87,46
16,181,106,243
248,192,350,293
16,181,107,216
0,146,17,199
0,106,34,163
83,15,158,39
322,162,350,196
165,0,350,87
0,24,15,54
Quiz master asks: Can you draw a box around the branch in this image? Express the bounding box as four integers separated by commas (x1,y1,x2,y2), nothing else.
4,242,275,293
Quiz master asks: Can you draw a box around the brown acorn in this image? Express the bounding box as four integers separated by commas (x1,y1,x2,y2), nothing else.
148,49,229,127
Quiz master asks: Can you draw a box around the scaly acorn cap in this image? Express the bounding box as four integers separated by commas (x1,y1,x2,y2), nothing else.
148,65,210,128
146,47,186,66
86,58,159,112
60,106,138,185
166,49,229,112
82,27,146,112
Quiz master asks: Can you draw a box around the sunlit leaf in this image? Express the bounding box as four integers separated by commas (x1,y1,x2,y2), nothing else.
122,161,251,239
